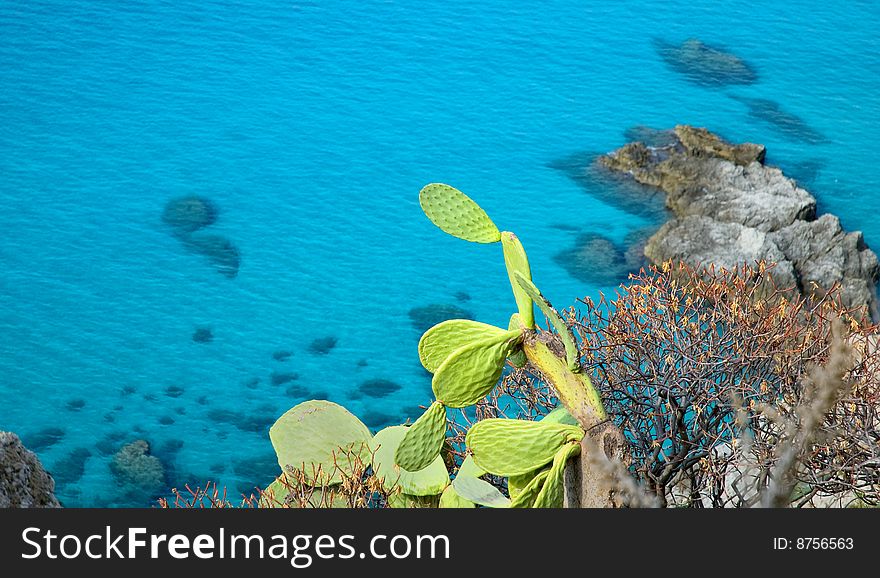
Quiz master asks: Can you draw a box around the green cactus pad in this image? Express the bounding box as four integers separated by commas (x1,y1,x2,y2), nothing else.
439,484,476,508
508,467,545,501
501,232,535,328
533,442,580,508
269,400,373,486
515,271,581,372
371,426,450,496
395,401,447,472
541,405,579,426
465,418,584,477
432,330,523,408
507,314,528,368
458,454,486,478
387,492,442,509
259,474,292,508
509,469,551,508
451,475,511,508
419,183,501,243
418,319,507,373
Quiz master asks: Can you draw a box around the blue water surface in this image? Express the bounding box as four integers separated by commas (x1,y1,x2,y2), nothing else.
1,0,878,505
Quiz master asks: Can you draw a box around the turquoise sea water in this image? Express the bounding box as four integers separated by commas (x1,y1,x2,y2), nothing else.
1,0,878,506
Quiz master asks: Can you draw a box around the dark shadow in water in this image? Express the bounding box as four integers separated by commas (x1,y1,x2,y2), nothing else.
308,336,338,355
408,303,474,335
553,228,654,286
272,350,293,362
654,37,759,87
361,410,400,430
21,427,65,452
548,150,669,222
181,233,241,278
357,378,402,398
731,95,828,144
232,452,278,497
51,447,92,487
161,196,241,278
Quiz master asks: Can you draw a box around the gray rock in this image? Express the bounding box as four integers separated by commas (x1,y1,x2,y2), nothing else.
1,431,61,508
600,126,879,319
769,215,880,317
644,216,798,289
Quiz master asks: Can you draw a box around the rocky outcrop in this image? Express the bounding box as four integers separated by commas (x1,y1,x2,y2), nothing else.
599,125,879,319
1,431,61,508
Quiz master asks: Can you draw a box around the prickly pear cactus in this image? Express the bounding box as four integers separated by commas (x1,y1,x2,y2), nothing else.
506,314,528,368
269,400,373,486
451,474,510,508
501,231,535,328
439,484,476,508
532,442,580,508
371,425,449,497
418,319,506,373
541,405,579,426
465,418,584,477
419,183,502,244
432,330,523,407
395,401,447,472
515,271,581,372
509,469,551,508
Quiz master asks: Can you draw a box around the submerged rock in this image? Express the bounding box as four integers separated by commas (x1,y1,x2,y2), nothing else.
731,95,827,145
408,304,474,334
110,440,166,497
308,336,338,355
549,149,669,221
65,399,86,412
285,384,310,398
165,385,185,398
51,447,93,487
272,350,293,362
599,125,879,318
162,196,218,236
271,371,299,386
358,378,402,398
1,431,61,508
181,234,241,278
553,232,635,286
21,427,65,453
192,327,213,343
655,38,758,86
361,410,399,430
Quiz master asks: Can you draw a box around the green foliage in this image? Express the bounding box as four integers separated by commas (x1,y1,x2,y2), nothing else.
541,405,579,426
395,401,447,472
439,484,476,508
509,469,551,508
431,330,523,407
533,442,580,508
371,426,450,496
259,182,611,508
419,183,501,244
515,272,581,372
466,418,584,477
451,475,511,508
418,319,506,373
501,232,535,328
269,400,373,486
